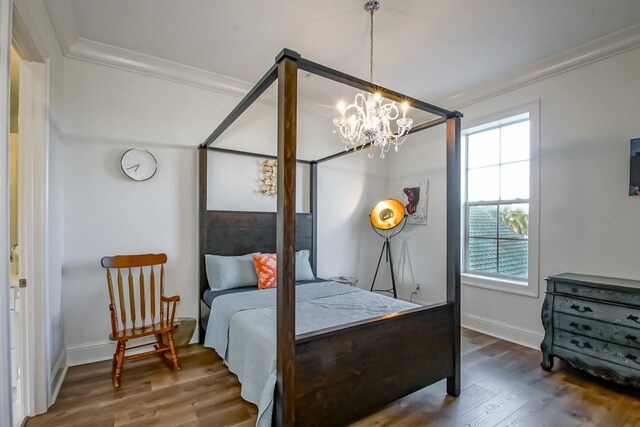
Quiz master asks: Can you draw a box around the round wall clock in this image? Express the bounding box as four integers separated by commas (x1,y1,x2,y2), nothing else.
120,148,157,181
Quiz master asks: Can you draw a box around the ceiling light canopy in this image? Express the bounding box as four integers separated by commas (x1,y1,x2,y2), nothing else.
333,1,413,158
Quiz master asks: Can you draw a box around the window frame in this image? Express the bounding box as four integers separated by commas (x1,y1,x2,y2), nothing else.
461,101,540,298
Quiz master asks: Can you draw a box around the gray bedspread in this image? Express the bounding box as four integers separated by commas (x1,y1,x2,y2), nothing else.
203,281,417,426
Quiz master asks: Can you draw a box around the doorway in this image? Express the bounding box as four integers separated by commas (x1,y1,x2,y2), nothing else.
9,43,24,427
8,43,27,427
7,28,50,424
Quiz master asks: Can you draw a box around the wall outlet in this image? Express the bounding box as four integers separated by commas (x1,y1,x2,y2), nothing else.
415,283,421,291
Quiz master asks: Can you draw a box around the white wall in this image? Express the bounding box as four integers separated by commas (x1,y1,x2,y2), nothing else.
388,47,640,348
61,139,198,359
61,57,386,364
207,151,310,213
61,57,237,364
385,128,447,304
317,153,388,284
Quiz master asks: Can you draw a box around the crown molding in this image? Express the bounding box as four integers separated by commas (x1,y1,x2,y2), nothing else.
43,1,640,114
66,37,340,116
440,23,640,110
44,0,78,56
69,37,256,99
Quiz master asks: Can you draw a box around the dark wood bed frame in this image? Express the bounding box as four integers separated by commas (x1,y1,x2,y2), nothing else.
198,48,462,426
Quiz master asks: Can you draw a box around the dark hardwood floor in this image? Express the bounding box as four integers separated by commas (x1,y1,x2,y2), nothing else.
28,329,640,426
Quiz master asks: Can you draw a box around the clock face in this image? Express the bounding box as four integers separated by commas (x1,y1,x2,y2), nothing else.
121,149,157,181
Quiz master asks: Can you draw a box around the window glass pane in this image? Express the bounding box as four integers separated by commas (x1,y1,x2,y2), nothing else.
467,128,500,168
501,121,530,163
469,205,497,238
499,204,529,238
498,239,528,278
468,166,499,202
467,238,497,274
500,161,529,200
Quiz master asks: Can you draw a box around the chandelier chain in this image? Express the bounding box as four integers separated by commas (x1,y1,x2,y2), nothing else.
369,8,374,82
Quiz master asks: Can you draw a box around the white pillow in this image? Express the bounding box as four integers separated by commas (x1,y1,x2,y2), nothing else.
205,253,260,291
295,250,316,281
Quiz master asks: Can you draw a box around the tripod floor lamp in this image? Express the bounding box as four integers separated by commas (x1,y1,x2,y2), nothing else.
369,199,407,299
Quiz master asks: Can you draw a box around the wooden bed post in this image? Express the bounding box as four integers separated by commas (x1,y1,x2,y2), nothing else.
310,161,318,276
198,147,208,343
275,49,299,427
446,114,462,397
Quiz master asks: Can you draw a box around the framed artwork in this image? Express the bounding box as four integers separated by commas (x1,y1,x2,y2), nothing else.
402,178,429,225
630,138,640,196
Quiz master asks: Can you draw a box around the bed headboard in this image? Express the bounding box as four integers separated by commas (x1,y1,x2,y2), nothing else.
199,210,314,296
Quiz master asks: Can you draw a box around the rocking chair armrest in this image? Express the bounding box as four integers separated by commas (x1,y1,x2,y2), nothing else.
161,295,180,326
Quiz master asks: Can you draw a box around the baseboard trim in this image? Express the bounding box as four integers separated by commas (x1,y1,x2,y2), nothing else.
462,312,543,350
50,350,67,405
66,338,155,366
66,335,201,366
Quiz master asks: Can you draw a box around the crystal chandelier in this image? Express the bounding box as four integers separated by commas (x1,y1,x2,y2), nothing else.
333,1,413,158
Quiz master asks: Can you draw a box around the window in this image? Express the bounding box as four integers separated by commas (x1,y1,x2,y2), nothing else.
461,102,539,297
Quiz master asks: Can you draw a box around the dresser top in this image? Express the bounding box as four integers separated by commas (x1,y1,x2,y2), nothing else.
547,273,640,291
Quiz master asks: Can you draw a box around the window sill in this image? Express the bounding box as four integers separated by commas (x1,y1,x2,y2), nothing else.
461,273,539,298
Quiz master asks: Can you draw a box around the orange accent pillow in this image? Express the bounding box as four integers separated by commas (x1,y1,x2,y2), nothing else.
253,253,277,289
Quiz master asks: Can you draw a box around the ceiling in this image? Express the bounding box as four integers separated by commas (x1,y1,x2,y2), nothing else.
47,0,640,106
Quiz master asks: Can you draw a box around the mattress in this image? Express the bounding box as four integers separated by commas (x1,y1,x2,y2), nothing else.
201,278,326,308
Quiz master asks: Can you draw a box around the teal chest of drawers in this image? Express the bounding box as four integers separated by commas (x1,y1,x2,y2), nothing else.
541,273,640,387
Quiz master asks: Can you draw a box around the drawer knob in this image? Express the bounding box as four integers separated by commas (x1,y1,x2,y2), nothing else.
625,334,638,343
570,304,593,313
569,322,592,331
628,314,640,324
570,339,593,350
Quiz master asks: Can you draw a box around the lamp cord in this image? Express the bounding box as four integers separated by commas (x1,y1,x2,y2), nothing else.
369,8,374,82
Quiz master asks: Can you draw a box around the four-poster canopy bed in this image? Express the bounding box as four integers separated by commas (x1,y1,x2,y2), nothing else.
197,48,462,426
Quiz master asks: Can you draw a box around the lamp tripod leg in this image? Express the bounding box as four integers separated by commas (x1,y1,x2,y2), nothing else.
370,240,387,292
387,238,397,299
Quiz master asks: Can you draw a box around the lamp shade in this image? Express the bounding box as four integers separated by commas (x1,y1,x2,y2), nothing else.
370,199,405,230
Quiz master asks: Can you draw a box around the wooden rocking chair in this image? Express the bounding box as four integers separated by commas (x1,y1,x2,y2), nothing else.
101,253,181,388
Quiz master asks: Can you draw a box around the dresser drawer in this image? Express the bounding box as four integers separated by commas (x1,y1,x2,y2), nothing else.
554,296,640,330
554,330,640,370
554,313,640,350
555,281,640,307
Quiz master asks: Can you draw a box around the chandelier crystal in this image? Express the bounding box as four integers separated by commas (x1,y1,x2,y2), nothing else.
332,1,413,158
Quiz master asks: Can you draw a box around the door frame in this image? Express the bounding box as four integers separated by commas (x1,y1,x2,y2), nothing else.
1,0,51,424
13,2,51,418
0,0,15,426
18,56,50,418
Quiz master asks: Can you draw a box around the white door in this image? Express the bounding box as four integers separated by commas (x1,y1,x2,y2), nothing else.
9,46,27,427
8,46,48,425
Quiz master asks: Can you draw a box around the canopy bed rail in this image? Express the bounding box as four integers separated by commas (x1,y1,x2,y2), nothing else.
198,48,461,426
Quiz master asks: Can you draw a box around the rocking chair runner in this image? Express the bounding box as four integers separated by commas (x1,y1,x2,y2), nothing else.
101,253,181,388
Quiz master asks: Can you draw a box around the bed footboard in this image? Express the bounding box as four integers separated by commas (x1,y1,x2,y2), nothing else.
293,303,455,426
